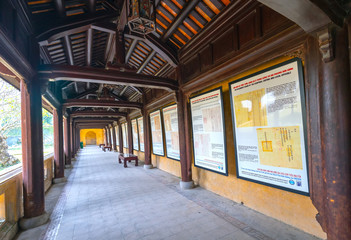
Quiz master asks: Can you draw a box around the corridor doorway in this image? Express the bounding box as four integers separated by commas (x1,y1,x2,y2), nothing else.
85,131,97,145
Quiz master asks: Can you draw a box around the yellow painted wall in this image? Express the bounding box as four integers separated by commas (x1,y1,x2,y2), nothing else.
80,129,104,147
151,154,181,177
190,56,326,239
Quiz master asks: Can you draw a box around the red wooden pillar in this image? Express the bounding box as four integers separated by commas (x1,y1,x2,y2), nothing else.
116,30,125,64
70,119,75,159
318,26,351,240
53,107,65,180
64,116,71,166
142,95,152,168
19,79,49,229
127,115,133,154
177,89,193,189
107,126,112,147
111,124,117,151
118,123,124,153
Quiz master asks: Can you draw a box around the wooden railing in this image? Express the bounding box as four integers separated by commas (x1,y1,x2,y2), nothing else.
44,154,54,192
0,153,54,239
0,164,22,239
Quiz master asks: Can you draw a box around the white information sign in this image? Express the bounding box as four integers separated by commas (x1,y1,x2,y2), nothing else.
137,117,144,152
132,119,139,150
162,104,180,160
122,123,128,148
150,110,164,156
229,58,309,195
190,88,227,175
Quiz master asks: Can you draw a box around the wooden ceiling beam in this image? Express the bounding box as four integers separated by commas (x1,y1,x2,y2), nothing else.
119,86,128,96
36,12,118,42
88,0,97,14
105,33,115,62
137,51,156,74
63,99,143,109
125,32,178,67
161,0,200,42
39,65,178,91
73,86,99,99
63,35,74,65
54,0,66,18
86,28,93,66
125,39,138,63
70,110,127,118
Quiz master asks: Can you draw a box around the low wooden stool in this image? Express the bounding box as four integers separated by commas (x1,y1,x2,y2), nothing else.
118,153,138,168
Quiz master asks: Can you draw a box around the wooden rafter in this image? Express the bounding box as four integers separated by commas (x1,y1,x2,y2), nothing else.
126,39,138,63
105,32,115,61
137,51,156,74
88,0,96,14
161,0,200,42
73,86,99,99
39,65,178,91
126,32,178,67
63,35,74,65
54,0,66,18
36,12,118,41
86,28,93,66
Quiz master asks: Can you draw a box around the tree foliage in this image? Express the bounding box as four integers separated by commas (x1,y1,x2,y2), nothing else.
0,78,21,136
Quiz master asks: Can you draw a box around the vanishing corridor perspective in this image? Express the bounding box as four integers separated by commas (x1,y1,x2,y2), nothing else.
0,0,350,239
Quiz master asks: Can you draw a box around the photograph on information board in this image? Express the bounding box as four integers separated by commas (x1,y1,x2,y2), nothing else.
162,104,180,160
229,58,309,195
190,88,227,175
150,110,164,156
132,119,139,151
137,117,144,152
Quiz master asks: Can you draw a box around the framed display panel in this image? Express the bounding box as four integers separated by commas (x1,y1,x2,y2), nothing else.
137,117,144,152
150,110,164,156
115,126,119,145
132,119,139,151
162,104,180,160
229,58,309,195
122,123,128,148
190,87,228,175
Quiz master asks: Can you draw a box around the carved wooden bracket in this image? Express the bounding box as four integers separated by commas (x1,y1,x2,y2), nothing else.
317,27,334,62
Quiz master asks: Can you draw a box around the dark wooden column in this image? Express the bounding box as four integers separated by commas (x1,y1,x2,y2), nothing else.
318,25,351,240
177,89,193,187
20,78,49,227
64,116,71,166
111,124,117,151
70,119,75,158
53,107,65,179
116,30,125,64
142,95,152,167
118,123,124,153
107,126,112,147
75,127,80,153
127,115,133,154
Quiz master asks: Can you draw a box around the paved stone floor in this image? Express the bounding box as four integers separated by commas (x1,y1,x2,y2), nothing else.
16,146,322,240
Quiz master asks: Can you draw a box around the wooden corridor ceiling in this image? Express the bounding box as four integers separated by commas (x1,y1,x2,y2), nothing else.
24,0,233,116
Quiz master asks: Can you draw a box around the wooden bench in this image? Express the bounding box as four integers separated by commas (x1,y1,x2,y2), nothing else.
99,144,105,148
118,153,138,168
102,145,112,152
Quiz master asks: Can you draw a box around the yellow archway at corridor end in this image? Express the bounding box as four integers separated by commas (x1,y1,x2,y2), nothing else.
80,129,104,147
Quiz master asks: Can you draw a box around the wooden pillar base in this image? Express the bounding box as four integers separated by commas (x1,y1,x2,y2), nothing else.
53,177,67,184
19,212,49,230
65,164,72,169
180,181,194,190
143,164,153,169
